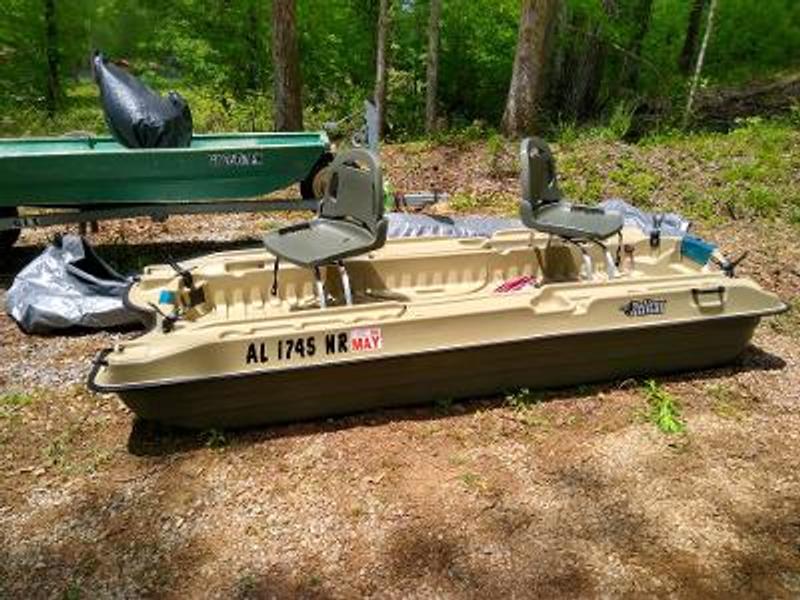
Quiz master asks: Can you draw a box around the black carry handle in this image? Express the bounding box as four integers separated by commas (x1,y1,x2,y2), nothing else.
691,286,726,307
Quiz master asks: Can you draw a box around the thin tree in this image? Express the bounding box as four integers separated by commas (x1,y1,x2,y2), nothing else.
502,0,560,136
375,0,390,139
683,0,718,128
621,0,654,91
557,0,615,121
272,0,303,131
425,0,443,134
679,0,708,75
247,0,262,92
44,0,60,116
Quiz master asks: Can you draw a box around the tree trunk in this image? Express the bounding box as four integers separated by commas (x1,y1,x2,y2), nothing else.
272,0,303,131
554,0,613,122
679,0,708,75
620,0,654,91
502,0,559,135
425,0,442,134
44,0,60,117
247,0,261,92
683,0,718,128
375,0,390,140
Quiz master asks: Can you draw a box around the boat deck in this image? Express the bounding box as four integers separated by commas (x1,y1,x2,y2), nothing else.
130,227,716,329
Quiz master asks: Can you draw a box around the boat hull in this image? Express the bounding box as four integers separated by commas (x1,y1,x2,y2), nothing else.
0,132,329,207
94,314,761,429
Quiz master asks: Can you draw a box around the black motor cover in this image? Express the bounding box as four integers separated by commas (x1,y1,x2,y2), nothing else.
92,52,192,148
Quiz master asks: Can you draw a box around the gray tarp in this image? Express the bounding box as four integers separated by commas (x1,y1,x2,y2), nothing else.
387,213,521,238
6,235,145,334
386,200,691,239
599,199,691,237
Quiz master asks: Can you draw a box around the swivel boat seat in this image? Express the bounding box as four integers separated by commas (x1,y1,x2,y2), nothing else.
263,149,387,308
519,137,624,280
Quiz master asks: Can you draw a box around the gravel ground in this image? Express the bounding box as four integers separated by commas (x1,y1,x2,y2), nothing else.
1,142,799,598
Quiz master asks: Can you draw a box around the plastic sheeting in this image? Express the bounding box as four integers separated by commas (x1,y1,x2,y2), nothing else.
6,236,146,335
93,53,192,149
387,213,522,238
599,199,691,237
386,200,692,239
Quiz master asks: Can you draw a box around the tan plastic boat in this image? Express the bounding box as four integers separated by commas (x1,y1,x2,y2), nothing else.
89,141,786,428
89,227,785,428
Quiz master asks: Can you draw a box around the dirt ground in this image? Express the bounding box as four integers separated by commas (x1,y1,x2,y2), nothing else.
1,142,799,599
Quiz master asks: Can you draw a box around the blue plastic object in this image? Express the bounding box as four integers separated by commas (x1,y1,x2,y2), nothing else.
158,290,177,304
681,236,716,265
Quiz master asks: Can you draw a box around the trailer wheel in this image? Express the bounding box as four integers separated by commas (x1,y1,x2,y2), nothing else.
0,208,20,254
300,152,334,200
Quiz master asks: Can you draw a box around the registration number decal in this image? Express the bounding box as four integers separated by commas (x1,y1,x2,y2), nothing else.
245,328,384,365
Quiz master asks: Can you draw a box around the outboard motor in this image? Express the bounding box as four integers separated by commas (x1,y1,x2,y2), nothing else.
92,52,193,149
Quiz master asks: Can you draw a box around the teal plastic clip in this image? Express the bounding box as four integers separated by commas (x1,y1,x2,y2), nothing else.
158,290,177,305
681,236,716,265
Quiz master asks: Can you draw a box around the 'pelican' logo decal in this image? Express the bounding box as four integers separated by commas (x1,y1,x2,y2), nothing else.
621,299,667,317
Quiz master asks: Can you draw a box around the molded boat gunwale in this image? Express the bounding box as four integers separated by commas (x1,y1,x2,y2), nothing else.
0,132,330,159
88,303,787,394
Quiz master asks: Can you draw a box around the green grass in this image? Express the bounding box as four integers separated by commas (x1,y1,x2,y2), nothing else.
769,298,800,338
505,388,543,411
504,388,549,427
0,391,34,419
448,190,516,215
608,157,660,206
43,420,87,469
201,428,228,449
448,192,481,212
459,472,482,490
643,380,686,435
62,582,82,600
707,383,751,421
434,397,454,414
556,116,800,229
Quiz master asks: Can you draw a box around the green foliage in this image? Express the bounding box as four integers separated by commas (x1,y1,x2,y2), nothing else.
1,0,799,137
707,382,750,421
434,397,453,413
0,391,33,419
460,471,481,489
504,387,549,428
62,581,83,600
202,428,228,449
770,298,800,338
606,100,637,140
643,380,685,434
505,388,544,412
448,192,480,212
608,157,659,205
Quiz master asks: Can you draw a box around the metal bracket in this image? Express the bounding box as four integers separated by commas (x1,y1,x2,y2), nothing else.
338,262,353,306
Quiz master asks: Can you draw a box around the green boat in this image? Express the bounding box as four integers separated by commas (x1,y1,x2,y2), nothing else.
0,132,332,252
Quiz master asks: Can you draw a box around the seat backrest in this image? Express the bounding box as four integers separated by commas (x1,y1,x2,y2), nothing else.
520,137,562,208
319,149,384,236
